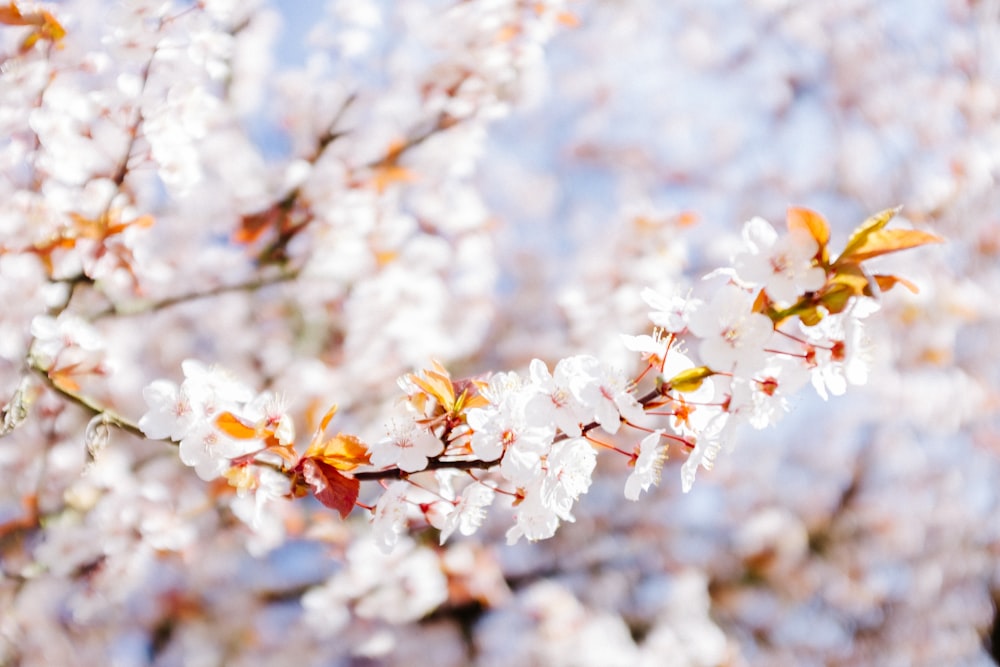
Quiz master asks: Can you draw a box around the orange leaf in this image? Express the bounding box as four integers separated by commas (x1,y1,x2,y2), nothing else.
556,11,580,27
751,287,771,315
0,3,66,52
836,228,944,264
409,362,457,412
786,207,830,261
837,207,899,261
826,263,870,296
303,458,359,519
0,2,28,25
453,383,489,412
215,411,258,440
373,249,398,266
233,205,283,245
370,140,415,193
306,432,370,471
318,404,338,433
871,273,920,294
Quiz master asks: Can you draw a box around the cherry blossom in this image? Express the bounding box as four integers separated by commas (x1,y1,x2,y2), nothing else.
29,313,105,374
369,416,443,473
568,355,646,434
523,357,590,437
371,480,411,553
0,1,986,665
734,216,826,305
802,304,878,400
137,379,197,441
438,480,496,545
641,286,700,334
624,430,667,501
686,283,774,372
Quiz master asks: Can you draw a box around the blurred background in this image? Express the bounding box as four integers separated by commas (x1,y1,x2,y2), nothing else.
2,0,999,665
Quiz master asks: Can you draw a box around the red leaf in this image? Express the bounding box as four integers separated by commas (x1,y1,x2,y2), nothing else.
302,458,359,519
233,205,283,245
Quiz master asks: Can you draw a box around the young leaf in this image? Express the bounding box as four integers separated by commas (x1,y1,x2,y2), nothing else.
837,207,900,261
826,264,870,296
835,228,944,264
786,207,830,262
666,366,715,392
818,283,855,315
306,433,371,471
318,404,338,433
870,274,920,295
408,361,458,412
215,412,258,439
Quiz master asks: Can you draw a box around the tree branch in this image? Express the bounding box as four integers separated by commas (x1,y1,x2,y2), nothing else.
29,360,145,439
93,266,300,319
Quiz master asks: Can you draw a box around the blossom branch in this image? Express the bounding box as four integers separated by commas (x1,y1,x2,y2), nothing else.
92,265,301,319
27,358,145,439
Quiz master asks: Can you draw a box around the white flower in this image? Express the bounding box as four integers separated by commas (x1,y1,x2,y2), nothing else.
240,392,295,446
621,329,671,367
370,416,443,472
479,370,525,409
540,437,596,518
687,284,773,371
524,358,590,437
439,482,495,545
467,371,553,474
180,359,255,412
498,425,554,487
741,356,811,428
178,420,255,481
802,306,875,400
625,430,667,501
353,543,448,624
29,314,104,373
505,479,561,545
371,481,410,553
301,581,352,637
568,355,646,434
641,287,700,333
138,379,198,441
680,414,731,493
733,217,826,305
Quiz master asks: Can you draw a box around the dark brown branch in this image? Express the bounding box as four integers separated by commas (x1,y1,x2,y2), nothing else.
352,387,665,482
354,456,502,481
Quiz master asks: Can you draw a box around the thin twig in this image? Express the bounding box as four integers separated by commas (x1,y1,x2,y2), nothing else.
354,456,502,481
92,267,300,319
29,360,145,439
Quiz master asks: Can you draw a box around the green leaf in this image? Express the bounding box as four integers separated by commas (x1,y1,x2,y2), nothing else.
666,366,715,392
819,284,854,315
799,306,825,326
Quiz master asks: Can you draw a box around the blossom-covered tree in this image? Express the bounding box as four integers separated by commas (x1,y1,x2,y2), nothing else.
1,1,997,665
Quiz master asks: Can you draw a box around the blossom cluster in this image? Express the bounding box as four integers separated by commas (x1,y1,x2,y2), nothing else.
131,207,938,554
2,1,997,665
